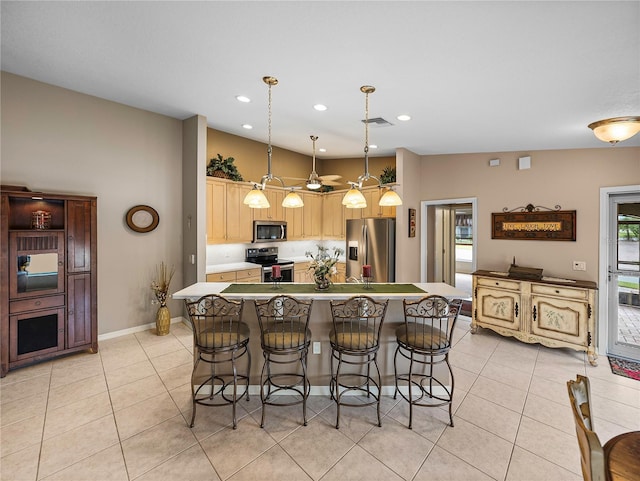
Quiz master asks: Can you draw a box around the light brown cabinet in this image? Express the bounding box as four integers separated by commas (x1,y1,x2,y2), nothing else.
207,178,253,244
253,189,284,222
1,188,97,377
471,271,597,365
302,192,322,239
294,261,311,283
206,267,261,283
207,179,396,244
322,192,346,239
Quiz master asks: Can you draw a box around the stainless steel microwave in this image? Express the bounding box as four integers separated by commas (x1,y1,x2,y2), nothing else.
253,220,287,243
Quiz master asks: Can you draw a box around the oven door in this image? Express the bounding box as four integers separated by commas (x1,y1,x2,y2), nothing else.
263,264,294,283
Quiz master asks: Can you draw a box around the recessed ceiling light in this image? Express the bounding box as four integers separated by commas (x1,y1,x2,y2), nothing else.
313,104,327,111
236,95,251,103
370,144,378,149
319,148,327,153
242,124,253,130
396,114,411,121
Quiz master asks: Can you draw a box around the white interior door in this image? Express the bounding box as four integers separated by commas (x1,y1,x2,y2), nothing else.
607,194,640,361
434,205,456,285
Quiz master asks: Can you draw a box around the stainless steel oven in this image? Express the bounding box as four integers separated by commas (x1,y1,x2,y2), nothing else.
261,263,294,283
246,247,294,283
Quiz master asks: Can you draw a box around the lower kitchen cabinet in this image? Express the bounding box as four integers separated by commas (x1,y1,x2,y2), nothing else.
206,267,261,283
294,262,311,283
471,270,597,365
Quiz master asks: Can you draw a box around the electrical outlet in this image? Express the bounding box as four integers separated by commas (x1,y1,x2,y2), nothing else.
572,261,586,271
312,341,321,354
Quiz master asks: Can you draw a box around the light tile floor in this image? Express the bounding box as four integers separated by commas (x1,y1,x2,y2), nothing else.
2,317,639,481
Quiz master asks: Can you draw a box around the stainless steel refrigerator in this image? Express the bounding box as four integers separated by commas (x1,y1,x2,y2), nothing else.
346,218,396,282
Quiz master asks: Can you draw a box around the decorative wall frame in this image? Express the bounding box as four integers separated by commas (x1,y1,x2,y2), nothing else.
492,204,576,241
125,205,159,233
408,208,416,237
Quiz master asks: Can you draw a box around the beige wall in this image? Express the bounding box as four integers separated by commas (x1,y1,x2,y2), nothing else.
395,148,422,282
321,156,396,191
207,128,312,186
419,148,640,282
1,72,184,334
4,71,637,336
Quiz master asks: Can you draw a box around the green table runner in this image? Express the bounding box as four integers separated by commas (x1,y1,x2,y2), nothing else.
222,283,425,295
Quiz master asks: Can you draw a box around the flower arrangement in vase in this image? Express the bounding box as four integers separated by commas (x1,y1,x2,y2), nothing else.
151,262,175,335
306,246,344,290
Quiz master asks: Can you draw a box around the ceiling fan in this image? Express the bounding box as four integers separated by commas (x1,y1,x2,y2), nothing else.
284,135,342,190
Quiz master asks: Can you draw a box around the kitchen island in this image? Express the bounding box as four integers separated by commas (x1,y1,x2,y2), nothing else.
172,282,468,391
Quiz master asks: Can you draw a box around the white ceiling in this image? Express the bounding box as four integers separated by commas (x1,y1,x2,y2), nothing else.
2,1,639,159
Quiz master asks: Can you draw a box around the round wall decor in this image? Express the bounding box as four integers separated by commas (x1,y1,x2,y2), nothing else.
125,205,159,233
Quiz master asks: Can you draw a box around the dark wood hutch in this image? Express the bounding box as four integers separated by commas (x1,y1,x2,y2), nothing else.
1,186,97,377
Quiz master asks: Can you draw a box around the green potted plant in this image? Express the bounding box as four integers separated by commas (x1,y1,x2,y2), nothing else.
380,166,396,184
207,154,244,181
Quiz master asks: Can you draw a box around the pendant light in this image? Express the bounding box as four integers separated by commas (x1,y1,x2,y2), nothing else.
282,188,305,208
342,85,402,209
379,187,403,206
306,135,322,190
243,76,303,209
588,116,640,145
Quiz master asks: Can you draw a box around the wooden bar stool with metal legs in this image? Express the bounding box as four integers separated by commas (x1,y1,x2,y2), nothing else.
254,295,313,428
184,294,251,429
394,296,462,429
329,296,389,429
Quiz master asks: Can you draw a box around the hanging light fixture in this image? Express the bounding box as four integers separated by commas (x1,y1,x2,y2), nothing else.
282,188,305,208
588,116,640,145
379,186,403,206
342,85,403,209
306,135,322,190
243,76,303,209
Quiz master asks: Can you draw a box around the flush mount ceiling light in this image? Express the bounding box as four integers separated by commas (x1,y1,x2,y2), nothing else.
243,76,303,209
236,95,251,103
313,104,327,111
588,116,640,144
342,85,403,209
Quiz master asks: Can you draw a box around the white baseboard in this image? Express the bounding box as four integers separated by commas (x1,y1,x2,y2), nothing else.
97,317,189,341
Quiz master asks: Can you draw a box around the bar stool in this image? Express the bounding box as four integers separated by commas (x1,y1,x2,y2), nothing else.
184,294,250,429
394,296,462,429
254,295,313,428
329,296,389,429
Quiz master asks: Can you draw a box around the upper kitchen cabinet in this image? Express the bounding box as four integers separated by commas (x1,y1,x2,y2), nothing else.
302,192,322,239
206,177,252,244
362,187,396,219
285,200,304,240
225,182,253,243
253,188,285,222
322,191,346,239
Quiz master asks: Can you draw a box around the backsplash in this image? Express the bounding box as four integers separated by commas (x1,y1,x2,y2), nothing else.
206,240,346,266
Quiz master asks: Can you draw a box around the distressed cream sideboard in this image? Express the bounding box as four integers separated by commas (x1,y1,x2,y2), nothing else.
471,270,597,365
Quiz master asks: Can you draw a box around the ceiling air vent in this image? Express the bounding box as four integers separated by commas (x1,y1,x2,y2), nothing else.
361,117,393,127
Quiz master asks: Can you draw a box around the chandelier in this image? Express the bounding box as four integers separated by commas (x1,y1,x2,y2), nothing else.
243,76,304,209
342,85,402,209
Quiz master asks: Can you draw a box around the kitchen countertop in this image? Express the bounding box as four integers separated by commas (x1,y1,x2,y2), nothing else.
206,262,257,274
173,282,468,301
